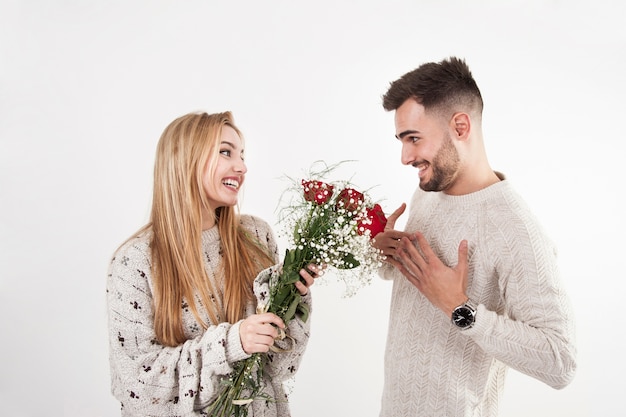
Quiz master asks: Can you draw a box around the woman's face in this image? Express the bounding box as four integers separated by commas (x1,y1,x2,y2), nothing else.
202,125,247,214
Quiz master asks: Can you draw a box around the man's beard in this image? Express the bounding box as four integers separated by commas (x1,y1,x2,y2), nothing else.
419,133,460,192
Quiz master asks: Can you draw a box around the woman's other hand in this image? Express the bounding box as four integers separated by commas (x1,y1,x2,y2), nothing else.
295,263,324,296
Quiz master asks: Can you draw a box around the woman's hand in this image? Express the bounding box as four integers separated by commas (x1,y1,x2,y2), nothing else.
295,263,324,296
239,312,285,354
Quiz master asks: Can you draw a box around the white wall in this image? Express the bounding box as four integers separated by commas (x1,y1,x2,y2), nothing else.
1,1,624,416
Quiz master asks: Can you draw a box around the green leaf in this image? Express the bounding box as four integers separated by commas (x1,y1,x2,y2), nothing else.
272,285,292,307
282,269,301,285
284,248,297,266
283,293,301,323
296,302,309,323
336,252,360,269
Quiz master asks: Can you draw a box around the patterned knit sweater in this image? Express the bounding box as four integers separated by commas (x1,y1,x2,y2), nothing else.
378,177,576,417
107,215,311,417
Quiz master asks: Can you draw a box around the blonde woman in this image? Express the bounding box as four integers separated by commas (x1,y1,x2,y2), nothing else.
106,111,318,416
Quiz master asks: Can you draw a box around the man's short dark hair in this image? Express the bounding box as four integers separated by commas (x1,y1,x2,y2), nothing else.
382,56,484,117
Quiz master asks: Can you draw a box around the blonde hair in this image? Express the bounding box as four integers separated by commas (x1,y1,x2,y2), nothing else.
144,111,274,347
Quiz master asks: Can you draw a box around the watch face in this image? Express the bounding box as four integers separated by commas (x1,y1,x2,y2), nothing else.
452,306,475,329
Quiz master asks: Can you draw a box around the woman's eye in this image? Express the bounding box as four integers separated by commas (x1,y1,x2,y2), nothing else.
219,149,231,157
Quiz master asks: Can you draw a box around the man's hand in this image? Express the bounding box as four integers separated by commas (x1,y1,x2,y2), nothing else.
396,232,469,317
371,203,414,269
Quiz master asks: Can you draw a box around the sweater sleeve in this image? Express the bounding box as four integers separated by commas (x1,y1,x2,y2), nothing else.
377,263,397,281
462,213,577,389
106,238,250,416
253,266,311,382
241,214,311,381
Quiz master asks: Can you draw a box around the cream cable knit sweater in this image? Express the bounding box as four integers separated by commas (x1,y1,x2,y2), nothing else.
379,177,576,417
107,215,311,417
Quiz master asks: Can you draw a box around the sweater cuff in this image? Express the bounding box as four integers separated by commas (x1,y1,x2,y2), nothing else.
459,303,494,337
300,291,312,305
225,321,251,363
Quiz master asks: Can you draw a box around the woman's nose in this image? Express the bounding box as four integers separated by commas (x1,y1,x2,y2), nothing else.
235,159,247,174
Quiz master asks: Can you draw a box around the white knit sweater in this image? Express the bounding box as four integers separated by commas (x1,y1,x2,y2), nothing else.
107,215,311,417
379,177,576,417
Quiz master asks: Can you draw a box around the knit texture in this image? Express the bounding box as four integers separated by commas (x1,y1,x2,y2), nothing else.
379,177,576,417
107,215,311,417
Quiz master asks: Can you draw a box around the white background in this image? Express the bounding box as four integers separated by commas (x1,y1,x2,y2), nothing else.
1,1,624,416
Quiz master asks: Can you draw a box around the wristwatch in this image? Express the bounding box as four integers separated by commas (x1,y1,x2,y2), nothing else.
451,299,476,330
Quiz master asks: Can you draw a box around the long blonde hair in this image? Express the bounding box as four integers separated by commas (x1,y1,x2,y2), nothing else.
145,111,274,347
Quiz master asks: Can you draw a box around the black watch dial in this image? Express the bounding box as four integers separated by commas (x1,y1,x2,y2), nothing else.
452,306,475,329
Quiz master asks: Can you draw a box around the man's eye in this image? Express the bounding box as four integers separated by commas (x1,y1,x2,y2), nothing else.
410,136,419,143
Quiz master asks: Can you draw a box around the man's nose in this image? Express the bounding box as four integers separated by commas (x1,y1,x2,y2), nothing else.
401,144,415,166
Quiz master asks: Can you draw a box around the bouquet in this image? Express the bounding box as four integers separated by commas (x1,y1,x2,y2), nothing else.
206,162,387,416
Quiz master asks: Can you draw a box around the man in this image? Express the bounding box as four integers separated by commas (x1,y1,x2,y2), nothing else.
372,56,576,417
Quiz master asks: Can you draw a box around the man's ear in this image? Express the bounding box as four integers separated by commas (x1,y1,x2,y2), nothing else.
450,112,471,141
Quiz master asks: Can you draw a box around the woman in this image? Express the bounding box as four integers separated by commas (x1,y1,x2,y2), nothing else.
107,111,318,416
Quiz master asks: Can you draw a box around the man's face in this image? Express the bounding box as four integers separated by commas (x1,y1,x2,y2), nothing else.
394,99,460,192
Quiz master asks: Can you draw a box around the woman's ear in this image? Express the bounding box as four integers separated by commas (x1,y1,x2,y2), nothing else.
451,112,471,141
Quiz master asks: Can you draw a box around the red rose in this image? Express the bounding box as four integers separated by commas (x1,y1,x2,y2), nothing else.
336,188,364,213
301,179,334,205
357,203,387,238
